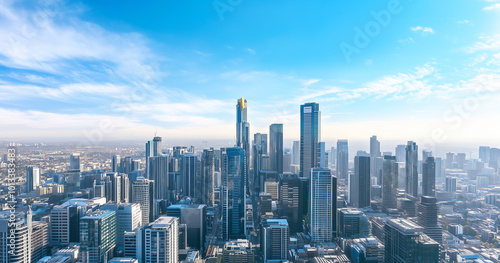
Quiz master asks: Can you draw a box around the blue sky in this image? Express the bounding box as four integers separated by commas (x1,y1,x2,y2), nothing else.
1,0,500,148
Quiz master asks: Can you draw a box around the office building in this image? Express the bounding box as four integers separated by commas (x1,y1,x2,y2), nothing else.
50,204,88,246
223,239,254,263
201,149,215,206
166,204,206,252
445,177,457,193
382,156,398,211
405,141,418,198
422,157,436,197
253,133,268,192
148,155,169,200
261,219,290,262
395,145,406,163
79,210,117,263
146,136,162,176
300,102,320,177
337,208,370,238
370,136,381,181
384,218,439,263
182,153,197,199
292,140,300,165
269,124,284,174
68,153,81,191
132,177,155,224
0,214,30,263
112,155,121,173
27,166,40,193
347,237,384,263
278,173,309,234
309,168,336,242
479,146,491,163
222,147,247,240
144,216,179,263
350,153,370,208
417,196,442,244
101,203,142,253
337,140,349,180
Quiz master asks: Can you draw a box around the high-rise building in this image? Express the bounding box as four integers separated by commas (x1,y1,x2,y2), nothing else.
382,155,398,211
201,149,215,206
146,136,162,175
50,203,88,246
445,177,457,193
300,102,320,177
278,173,309,234
269,124,284,174
70,153,80,170
182,153,197,199
31,220,49,263
253,133,267,192
422,157,436,197
80,210,117,263
101,203,142,253
384,218,440,263
337,208,370,238
292,141,300,165
112,155,121,173
479,146,491,163
106,172,122,203
143,216,179,263
121,173,130,203
68,153,81,191
395,145,406,163
148,155,169,200
0,214,30,263
405,141,418,198
445,152,455,169
283,152,292,173
309,168,336,242
222,147,247,240
124,230,142,260
351,153,371,208
337,140,349,180
166,204,207,252
370,136,381,181
236,98,250,191
261,219,290,262
417,196,442,244
27,166,40,193
132,177,155,224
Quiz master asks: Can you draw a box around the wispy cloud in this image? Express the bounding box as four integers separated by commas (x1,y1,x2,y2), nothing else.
411,26,435,35
484,3,500,10
466,34,500,53
457,20,470,24
246,48,256,54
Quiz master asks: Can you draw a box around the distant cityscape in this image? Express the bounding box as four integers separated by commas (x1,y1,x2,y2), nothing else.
1,98,499,263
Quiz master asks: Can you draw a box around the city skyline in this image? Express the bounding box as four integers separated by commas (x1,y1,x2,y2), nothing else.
0,1,500,144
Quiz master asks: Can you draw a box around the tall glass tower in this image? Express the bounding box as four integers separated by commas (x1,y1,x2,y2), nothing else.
236,98,250,192
222,147,247,240
300,102,320,178
406,141,418,198
336,140,349,180
269,124,284,174
309,168,336,242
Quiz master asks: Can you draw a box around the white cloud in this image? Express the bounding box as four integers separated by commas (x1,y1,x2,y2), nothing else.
398,37,415,44
411,26,435,34
466,34,500,53
457,20,470,24
484,3,500,10
246,48,256,54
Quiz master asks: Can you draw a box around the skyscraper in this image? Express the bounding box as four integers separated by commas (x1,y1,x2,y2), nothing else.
253,133,267,192
261,219,290,262
445,177,457,192
112,155,121,173
395,145,406,163
70,153,80,170
353,153,371,208
370,135,381,158
201,149,215,206
422,157,436,197
101,203,142,253
143,216,179,263
269,124,284,174
80,210,117,263
479,146,491,163
336,140,349,180
337,208,371,238
382,155,398,211
384,218,439,263
132,177,155,224
146,136,162,175
417,196,442,244
26,166,40,193
309,168,336,243
300,102,320,178
68,153,81,191
236,98,250,191
278,173,309,234
182,152,197,199
292,141,300,165
148,155,169,200
222,147,247,240
405,141,418,198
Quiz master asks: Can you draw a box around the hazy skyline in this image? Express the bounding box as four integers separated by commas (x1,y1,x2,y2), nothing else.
1,0,500,145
